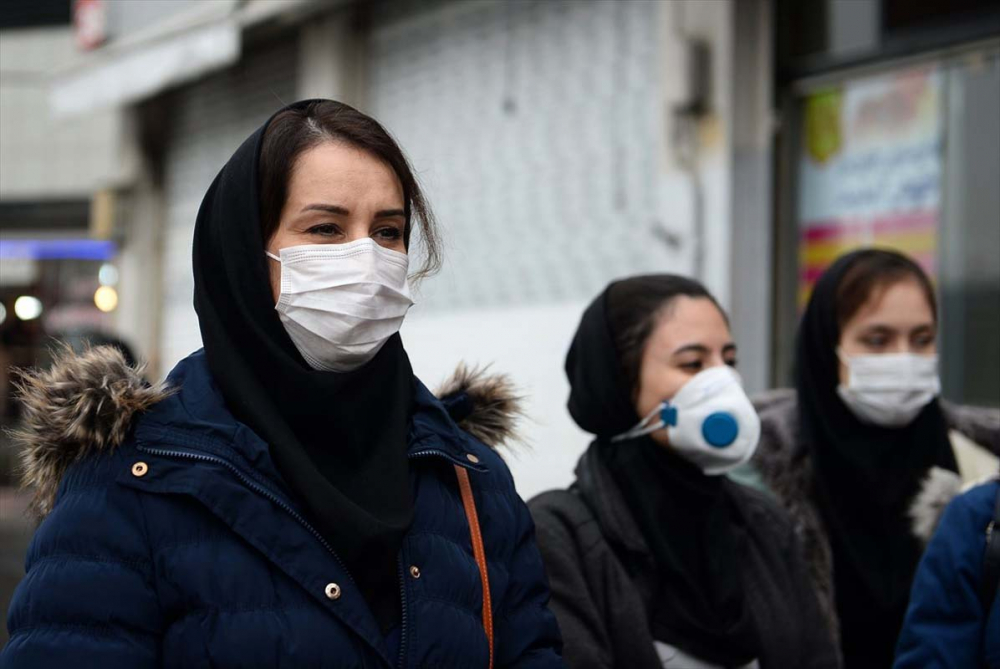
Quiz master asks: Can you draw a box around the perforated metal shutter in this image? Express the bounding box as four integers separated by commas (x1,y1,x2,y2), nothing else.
367,0,673,311
159,36,298,370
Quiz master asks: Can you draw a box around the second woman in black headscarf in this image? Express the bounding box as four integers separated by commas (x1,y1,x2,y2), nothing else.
530,274,840,669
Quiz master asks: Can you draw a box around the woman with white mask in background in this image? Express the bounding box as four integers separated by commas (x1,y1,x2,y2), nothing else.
3,100,563,668
529,275,840,669
752,248,1000,669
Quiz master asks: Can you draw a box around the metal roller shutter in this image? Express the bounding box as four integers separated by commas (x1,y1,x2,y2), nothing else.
367,0,673,311
159,36,298,370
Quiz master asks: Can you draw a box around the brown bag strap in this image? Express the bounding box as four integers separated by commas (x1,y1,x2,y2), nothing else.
454,464,494,669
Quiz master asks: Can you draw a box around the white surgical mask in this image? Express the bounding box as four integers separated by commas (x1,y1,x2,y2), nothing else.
613,365,761,476
266,238,413,372
837,350,940,428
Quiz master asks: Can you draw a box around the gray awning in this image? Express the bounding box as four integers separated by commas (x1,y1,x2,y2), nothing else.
50,19,240,117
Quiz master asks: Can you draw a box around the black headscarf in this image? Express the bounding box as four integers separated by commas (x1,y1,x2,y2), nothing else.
566,278,759,665
796,249,957,666
192,101,414,631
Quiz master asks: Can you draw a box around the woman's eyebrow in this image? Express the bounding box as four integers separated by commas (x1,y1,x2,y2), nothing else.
671,343,709,356
301,203,349,215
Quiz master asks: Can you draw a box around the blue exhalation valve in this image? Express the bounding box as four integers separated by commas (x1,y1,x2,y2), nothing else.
702,412,739,448
660,404,679,427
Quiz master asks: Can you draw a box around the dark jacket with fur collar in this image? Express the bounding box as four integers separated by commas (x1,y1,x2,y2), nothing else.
750,388,1000,642
3,346,563,668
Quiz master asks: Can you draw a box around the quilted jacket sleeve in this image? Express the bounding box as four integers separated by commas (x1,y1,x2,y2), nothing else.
492,476,565,668
894,481,998,669
2,457,162,669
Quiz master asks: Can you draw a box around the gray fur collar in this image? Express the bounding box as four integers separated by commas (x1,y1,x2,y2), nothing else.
12,347,525,521
753,388,1000,542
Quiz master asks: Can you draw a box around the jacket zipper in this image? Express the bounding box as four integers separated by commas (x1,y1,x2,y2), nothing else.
138,444,473,669
408,448,476,469
396,557,408,669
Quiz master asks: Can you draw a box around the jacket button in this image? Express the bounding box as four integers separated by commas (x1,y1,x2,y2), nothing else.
131,462,149,477
409,565,421,579
324,582,341,600
465,453,480,464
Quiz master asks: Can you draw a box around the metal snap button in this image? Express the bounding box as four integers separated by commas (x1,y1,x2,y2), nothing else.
131,462,149,477
324,582,341,600
409,565,421,579
465,453,480,464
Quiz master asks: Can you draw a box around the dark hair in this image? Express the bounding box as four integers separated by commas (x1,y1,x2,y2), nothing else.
607,274,727,394
835,248,937,328
258,100,442,280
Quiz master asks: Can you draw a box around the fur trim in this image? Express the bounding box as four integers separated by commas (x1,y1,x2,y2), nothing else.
10,348,523,521
11,345,172,520
941,401,1000,456
435,363,526,451
909,466,963,543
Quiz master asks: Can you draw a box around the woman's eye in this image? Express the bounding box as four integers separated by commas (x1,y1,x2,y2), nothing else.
307,224,340,237
679,361,703,372
375,227,403,241
861,336,888,348
725,359,738,368
912,334,936,349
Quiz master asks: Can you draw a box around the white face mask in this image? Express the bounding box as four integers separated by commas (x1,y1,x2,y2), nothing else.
613,365,761,476
266,238,414,372
837,350,940,428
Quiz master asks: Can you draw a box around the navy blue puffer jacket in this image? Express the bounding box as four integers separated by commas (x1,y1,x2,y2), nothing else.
894,478,1000,669
2,347,563,668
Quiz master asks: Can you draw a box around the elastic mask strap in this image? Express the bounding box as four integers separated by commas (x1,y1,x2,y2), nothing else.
611,402,669,443
265,251,280,262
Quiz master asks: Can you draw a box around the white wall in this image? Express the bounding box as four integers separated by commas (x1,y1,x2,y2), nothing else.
402,300,591,500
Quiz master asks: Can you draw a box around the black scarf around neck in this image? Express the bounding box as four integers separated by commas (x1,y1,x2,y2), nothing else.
192,101,414,631
796,250,956,665
566,281,759,666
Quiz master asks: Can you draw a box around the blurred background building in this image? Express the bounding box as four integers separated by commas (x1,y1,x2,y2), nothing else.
1,0,999,643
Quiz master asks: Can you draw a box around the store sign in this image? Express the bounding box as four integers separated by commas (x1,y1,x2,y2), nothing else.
797,65,942,305
74,0,106,51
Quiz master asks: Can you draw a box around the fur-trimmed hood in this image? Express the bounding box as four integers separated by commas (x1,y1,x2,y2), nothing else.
11,346,526,522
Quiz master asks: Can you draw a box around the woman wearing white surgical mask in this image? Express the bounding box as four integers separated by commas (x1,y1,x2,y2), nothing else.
529,275,840,669
752,248,1000,669
2,100,564,668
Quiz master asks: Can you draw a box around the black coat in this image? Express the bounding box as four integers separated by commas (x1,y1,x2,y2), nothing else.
529,442,840,669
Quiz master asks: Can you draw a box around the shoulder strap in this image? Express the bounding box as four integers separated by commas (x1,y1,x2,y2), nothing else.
980,485,1000,610
454,464,494,669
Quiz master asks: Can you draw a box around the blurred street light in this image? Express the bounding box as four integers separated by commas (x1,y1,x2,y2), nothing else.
13,296,43,321
98,263,119,287
94,286,118,313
